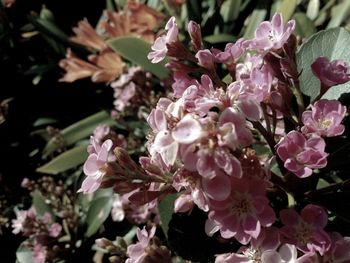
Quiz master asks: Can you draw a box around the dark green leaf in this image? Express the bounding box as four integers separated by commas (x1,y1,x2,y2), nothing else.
220,0,242,22
243,9,267,39
158,193,177,237
107,37,169,79
32,190,52,216
43,111,115,157
85,196,113,237
203,34,236,44
294,13,316,38
296,27,350,100
327,0,350,29
316,178,330,190
278,0,297,22
37,145,88,175
186,0,202,23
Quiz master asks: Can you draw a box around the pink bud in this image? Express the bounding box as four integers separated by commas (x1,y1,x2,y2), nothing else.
311,56,350,90
188,21,202,51
195,49,215,70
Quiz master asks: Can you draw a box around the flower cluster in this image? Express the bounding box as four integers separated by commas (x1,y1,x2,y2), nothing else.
59,0,164,83
12,207,62,263
78,12,350,262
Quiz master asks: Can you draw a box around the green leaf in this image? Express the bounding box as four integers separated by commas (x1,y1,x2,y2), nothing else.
243,8,267,39
278,0,297,22
43,111,115,157
294,13,316,38
203,34,236,44
107,37,169,79
316,178,330,190
16,243,33,263
37,145,88,175
186,0,202,23
220,0,242,22
314,0,336,26
29,16,68,43
306,0,320,20
158,193,177,237
85,196,113,237
296,27,350,101
32,190,52,216
106,0,117,11
326,0,350,29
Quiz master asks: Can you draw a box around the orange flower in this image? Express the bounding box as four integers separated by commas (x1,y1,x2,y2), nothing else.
88,49,125,83
59,49,99,82
59,49,124,83
70,19,107,51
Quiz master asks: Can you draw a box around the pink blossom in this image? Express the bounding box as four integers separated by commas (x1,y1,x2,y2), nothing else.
113,82,136,112
12,209,28,234
33,243,47,263
323,232,350,262
148,17,179,63
48,223,62,237
215,227,280,262
280,204,331,255
218,107,253,149
126,226,156,263
302,99,347,137
118,190,159,224
311,56,350,88
276,131,328,178
79,139,114,194
172,168,210,212
171,71,198,98
249,13,295,51
174,193,194,213
195,49,215,70
261,244,318,263
214,40,245,65
206,178,275,244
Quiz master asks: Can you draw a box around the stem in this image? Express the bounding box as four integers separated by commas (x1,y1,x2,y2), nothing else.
290,84,305,124
304,179,350,198
261,103,272,135
252,121,276,154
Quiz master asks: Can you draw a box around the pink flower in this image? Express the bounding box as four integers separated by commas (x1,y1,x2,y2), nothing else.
249,13,295,51
280,204,331,255
113,82,136,112
323,232,350,262
126,226,156,263
311,57,350,88
214,40,245,65
218,107,253,149
48,223,62,237
33,243,47,263
302,99,347,137
78,139,114,194
12,209,28,234
195,49,215,70
261,244,318,263
148,17,179,63
276,131,328,178
215,227,280,262
206,178,275,244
